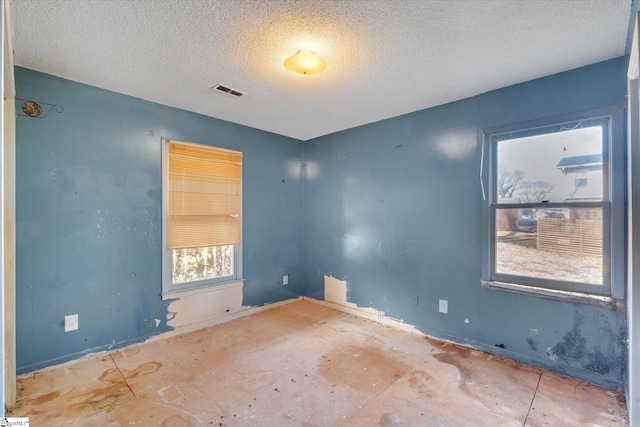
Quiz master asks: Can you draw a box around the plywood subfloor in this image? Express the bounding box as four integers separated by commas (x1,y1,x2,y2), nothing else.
8,300,628,426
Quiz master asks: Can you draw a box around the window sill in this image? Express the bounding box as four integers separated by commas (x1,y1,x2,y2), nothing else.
161,279,244,301
481,280,625,311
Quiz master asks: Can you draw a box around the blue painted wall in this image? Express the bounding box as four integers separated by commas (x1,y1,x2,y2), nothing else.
303,58,628,387
16,58,629,388
15,67,304,373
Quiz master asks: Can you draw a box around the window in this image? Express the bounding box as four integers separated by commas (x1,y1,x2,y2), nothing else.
482,108,624,297
575,178,588,188
162,140,242,295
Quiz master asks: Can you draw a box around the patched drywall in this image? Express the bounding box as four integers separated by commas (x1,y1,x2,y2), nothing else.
320,275,425,334
324,275,356,308
166,281,244,329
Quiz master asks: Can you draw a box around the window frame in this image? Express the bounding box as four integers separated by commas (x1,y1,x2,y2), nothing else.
161,139,243,297
481,106,625,299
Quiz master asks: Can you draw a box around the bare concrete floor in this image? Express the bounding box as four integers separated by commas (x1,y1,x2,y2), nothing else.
8,300,628,426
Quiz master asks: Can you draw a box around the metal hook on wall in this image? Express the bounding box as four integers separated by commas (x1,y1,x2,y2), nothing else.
16,98,64,119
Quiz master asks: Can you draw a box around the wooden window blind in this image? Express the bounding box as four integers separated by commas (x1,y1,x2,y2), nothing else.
168,141,242,249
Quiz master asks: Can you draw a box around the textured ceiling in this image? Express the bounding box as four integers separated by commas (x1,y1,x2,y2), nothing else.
9,0,632,141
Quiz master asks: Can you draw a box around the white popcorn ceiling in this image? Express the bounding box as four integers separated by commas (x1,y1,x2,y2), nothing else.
9,0,631,141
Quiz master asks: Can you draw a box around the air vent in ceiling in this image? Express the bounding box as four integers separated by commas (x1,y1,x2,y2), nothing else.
213,84,246,97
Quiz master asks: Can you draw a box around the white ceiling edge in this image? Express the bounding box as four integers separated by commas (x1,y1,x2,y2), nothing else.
9,0,632,141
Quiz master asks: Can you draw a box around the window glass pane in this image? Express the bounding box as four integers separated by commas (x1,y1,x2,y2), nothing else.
172,245,234,285
497,126,603,203
495,207,602,285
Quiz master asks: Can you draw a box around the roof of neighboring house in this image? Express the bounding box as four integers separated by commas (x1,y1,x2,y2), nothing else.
556,153,603,169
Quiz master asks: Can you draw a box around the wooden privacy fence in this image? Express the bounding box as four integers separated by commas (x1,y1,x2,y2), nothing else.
537,218,602,256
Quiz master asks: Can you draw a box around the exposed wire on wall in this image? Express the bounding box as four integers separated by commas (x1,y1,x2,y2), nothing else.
16,98,64,118
480,135,486,201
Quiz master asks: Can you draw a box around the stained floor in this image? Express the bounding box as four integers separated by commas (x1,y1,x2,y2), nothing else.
8,300,628,426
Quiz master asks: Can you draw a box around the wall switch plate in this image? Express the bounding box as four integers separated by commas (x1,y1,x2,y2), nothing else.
65,314,79,332
439,299,448,314
283,275,289,285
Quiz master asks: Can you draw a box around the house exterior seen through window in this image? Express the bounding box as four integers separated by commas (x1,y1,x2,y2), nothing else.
162,140,243,295
484,111,619,296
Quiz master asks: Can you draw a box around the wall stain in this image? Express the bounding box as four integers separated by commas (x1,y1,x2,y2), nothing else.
549,311,623,376
526,337,538,352
551,313,587,362
584,349,611,375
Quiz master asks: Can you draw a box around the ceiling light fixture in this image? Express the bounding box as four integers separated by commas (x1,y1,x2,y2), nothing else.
284,50,327,76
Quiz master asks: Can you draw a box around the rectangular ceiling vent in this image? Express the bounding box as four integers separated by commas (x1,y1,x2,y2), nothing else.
213,84,246,97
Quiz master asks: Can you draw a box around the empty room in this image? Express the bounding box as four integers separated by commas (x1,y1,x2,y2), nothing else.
1,0,639,425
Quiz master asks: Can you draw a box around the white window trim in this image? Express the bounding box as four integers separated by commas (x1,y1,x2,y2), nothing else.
161,139,243,296
481,106,625,300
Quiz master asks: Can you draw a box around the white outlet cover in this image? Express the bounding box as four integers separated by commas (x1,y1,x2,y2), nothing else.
65,314,78,332
283,275,289,285
439,299,448,314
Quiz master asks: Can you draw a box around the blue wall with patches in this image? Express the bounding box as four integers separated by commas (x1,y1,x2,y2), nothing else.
15,67,304,373
16,58,629,387
303,58,628,387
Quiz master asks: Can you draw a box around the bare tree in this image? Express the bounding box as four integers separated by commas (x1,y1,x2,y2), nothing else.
498,169,524,199
517,181,554,203
171,245,233,284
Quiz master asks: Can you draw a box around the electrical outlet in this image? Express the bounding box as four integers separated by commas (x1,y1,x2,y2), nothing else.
283,275,289,285
439,299,448,314
65,314,78,332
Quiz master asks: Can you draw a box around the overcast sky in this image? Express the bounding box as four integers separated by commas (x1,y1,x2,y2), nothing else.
498,126,602,201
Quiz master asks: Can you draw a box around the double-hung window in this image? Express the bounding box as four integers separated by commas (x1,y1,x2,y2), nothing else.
162,140,242,295
483,107,624,297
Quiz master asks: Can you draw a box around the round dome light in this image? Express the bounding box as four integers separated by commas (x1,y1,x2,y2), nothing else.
284,50,327,76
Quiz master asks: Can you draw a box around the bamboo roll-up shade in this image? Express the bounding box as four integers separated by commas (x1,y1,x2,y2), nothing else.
168,141,242,249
